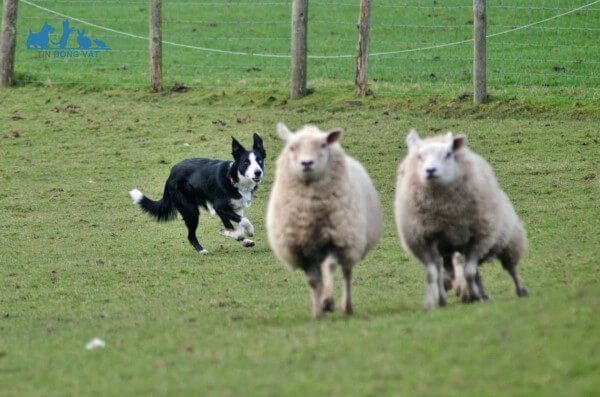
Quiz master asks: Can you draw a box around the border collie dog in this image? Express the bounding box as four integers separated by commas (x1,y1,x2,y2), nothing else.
129,133,266,253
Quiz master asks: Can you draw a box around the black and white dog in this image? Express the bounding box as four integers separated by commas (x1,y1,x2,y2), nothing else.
129,133,266,253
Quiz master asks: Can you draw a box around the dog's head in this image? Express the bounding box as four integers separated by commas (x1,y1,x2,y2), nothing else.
232,133,266,184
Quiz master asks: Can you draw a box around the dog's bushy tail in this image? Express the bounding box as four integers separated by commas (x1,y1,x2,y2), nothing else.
129,183,177,222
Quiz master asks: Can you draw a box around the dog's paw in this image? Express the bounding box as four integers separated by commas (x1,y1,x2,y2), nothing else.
240,239,255,248
240,218,254,237
219,229,239,239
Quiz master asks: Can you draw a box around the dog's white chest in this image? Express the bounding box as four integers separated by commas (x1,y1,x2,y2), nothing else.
230,190,252,211
232,179,256,211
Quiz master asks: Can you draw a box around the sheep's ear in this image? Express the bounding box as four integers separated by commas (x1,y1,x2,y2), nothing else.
326,129,342,145
253,132,266,158
406,129,422,150
231,136,246,160
453,135,467,151
276,122,292,141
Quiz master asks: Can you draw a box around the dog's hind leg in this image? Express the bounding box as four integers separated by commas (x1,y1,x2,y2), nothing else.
175,201,207,254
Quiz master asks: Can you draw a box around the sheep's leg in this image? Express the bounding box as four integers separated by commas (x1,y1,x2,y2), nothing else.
320,254,337,312
341,266,353,315
452,253,468,297
462,258,482,303
501,260,528,297
475,270,491,301
305,267,324,320
436,261,447,307
442,255,454,291
423,262,440,310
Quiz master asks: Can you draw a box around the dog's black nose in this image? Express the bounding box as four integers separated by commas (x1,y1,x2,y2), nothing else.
254,169,262,177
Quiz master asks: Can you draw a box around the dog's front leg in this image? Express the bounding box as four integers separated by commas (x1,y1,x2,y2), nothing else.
239,217,254,237
216,210,255,248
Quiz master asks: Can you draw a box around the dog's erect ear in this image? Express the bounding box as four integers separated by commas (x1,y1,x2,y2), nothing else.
253,133,266,158
231,137,246,160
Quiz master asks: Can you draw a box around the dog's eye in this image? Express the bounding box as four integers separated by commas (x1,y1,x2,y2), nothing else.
245,159,250,165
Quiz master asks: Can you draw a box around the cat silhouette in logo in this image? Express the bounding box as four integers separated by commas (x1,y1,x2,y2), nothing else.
76,29,92,49
51,20,75,49
27,22,55,49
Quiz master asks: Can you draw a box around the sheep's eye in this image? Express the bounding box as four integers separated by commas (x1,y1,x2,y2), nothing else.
417,154,423,161
289,145,295,152
445,151,452,160
321,142,327,148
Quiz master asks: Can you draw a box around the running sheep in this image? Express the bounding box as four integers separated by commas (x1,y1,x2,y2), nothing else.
394,129,528,310
266,123,383,319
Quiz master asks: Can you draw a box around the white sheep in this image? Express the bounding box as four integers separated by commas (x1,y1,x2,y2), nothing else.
266,123,383,319
394,129,528,309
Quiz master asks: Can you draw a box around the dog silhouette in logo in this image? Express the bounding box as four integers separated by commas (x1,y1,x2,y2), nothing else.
27,22,55,49
93,39,109,49
76,29,93,49
51,20,75,49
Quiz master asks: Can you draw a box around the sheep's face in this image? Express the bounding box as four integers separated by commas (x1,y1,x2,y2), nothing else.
276,123,342,182
406,129,466,186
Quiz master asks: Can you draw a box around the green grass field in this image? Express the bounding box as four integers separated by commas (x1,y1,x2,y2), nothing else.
7,0,600,100
1,85,599,395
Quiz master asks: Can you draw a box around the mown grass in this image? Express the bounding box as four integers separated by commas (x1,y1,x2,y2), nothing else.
0,85,599,396
8,0,600,101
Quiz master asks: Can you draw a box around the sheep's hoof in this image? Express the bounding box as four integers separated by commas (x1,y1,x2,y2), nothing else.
341,302,353,315
241,239,255,248
461,293,481,304
198,249,208,255
423,300,436,311
454,282,467,297
443,278,453,291
517,288,528,297
438,295,447,307
322,297,335,312
460,290,474,303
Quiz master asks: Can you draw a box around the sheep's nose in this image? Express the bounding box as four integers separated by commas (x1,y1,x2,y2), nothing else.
426,167,437,175
301,160,314,168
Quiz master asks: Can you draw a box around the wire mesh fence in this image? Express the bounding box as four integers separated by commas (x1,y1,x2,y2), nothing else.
6,0,600,100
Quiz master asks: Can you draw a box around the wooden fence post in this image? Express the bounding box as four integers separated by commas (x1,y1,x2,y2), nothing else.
149,0,162,92
473,0,487,104
291,0,308,99
355,0,371,96
0,0,18,86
